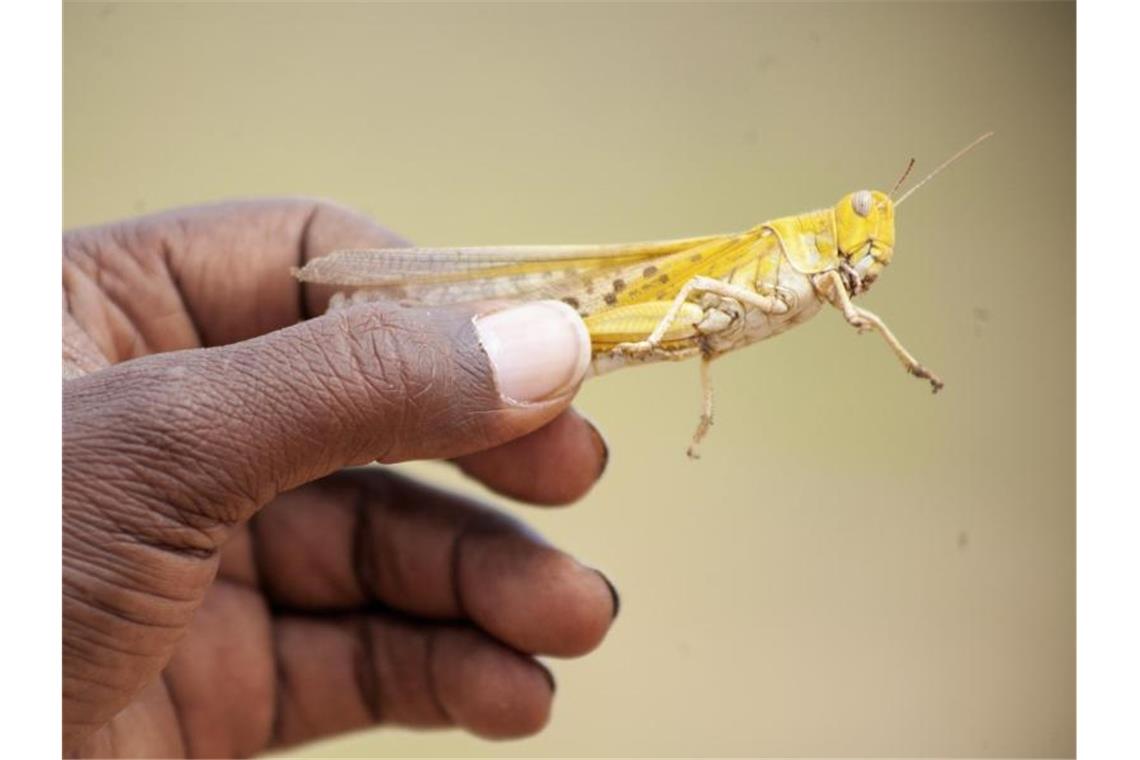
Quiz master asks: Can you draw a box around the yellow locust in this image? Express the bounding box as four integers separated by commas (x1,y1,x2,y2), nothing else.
295,133,992,457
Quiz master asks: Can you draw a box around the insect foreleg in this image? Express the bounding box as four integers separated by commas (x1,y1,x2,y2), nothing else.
816,271,944,393
815,271,866,326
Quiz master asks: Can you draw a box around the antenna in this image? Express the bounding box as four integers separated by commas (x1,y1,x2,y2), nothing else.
888,158,916,199
894,132,994,207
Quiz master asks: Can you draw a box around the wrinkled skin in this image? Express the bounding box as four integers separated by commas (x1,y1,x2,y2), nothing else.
63,199,617,757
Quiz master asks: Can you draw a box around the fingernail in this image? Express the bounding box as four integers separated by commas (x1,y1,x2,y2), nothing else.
595,569,621,620
536,660,557,694
583,416,610,478
474,301,592,404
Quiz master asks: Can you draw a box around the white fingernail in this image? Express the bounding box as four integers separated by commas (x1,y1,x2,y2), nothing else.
474,301,592,403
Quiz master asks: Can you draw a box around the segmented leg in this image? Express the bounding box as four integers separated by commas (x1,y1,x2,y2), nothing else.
816,271,944,392
850,307,944,391
614,275,788,356
686,355,715,459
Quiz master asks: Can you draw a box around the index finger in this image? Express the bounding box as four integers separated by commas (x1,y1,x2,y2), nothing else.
64,197,406,348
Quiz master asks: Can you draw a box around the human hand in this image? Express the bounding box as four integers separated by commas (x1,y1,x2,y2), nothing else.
63,199,617,757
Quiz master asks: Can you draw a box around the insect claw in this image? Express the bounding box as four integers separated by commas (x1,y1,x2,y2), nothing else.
686,413,713,460
908,364,944,393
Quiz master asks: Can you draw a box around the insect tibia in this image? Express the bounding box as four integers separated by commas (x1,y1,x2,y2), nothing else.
686,356,715,459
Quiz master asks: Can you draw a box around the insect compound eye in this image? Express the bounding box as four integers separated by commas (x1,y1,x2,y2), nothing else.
852,190,873,218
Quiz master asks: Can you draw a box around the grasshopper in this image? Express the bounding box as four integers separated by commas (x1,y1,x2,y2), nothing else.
295,133,992,457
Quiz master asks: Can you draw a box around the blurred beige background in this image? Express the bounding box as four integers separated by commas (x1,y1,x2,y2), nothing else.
64,2,1074,757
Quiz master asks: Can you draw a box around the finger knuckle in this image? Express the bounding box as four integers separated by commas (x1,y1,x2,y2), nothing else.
291,304,497,462
65,357,262,539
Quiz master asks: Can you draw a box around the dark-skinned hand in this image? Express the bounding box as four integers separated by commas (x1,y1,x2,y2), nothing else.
63,199,616,757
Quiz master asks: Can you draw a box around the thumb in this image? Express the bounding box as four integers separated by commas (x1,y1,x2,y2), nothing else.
61,298,591,749
64,298,592,528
